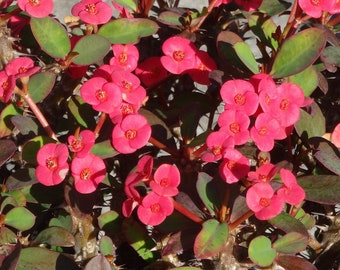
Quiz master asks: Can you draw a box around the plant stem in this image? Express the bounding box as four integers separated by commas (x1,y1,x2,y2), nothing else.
190,0,218,33
172,198,204,223
94,113,107,139
148,136,180,157
219,188,230,222
228,210,254,231
17,88,58,141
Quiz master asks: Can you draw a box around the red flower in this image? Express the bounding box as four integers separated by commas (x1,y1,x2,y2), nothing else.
0,0,13,9
109,101,141,124
36,143,69,186
137,192,174,226
71,153,106,194
201,130,234,162
111,113,152,154
0,71,15,103
150,164,180,197
80,77,122,113
110,44,139,72
234,0,263,11
250,113,281,152
5,57,40,79
219,148,250,184
276,169,305,206
246,182,284,220
161,36,197,74
72,0,112,25
137,154,154,179
17,0,54,18
111,71,146,105
218,110,250,146
68,129,95,158
220,79,259,116
298,0,334,18
210,0,232,7
247,163,278,183
135,57,168,87
187,50,217,85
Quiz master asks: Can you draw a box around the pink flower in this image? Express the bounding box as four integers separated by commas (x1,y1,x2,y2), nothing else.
35,143,69,186
135,57,168,87
218,110,250,146
268,82,305,128
201,130,234,162
298,0,335,18
111,71,146,105
220,79,259,116
276,169,305,206
330,123,340,148
68,129,95,158
150,164,180,197
250,113,281,152
111,1,133,18
110,44,139,72
5,57,40,79
137,192,174,226
329,0,340,14
72,0,112,25
246,182,284,220
111,113,152,154
161,36,197,74
17,0,54,18
187,50,217,85
0,71,15,103
109,101,141,124
137,154,154,179
234,0,263,11
80,77,122,113
210,0,232,7
71,153,106,194
219,148,250,184
247,163,278,183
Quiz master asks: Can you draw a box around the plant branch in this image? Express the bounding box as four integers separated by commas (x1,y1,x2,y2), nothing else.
190,0,218,33
94,113,107,139
172,198,204,223
148,136,181,157
229,210,254,231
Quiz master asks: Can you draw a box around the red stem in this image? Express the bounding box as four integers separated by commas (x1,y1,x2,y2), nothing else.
190,0,218,33
94,113,107,139
172,198,204,223
229,210,254,231
148,136,180,157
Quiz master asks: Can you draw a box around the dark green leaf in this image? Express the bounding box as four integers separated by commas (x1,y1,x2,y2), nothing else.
294,208,315,230
5,168,38,191
233,42,259,74
298,175,340,204
272,232,308,254
11,115,38,136
98,18,159,44
68,95,96,128
320,46,340,72
28,72,56,103
277,255,317,270
269,212,308,237
31,227,75,247
30,17,71,59
0,104,22,138
72,35,111,65
0,139,16,167
4,207,35,231
21,136,56,165
270,28,326,78
248,236,276,267
194,219,229,259
259,0,291,16
91,140,118,159
98,211,121,233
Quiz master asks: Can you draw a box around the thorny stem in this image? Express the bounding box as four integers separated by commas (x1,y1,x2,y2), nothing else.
16,88,58,141
148,136,181,157
172,198,204,223
94,113,107,139
190,0,218,33
190,143,208,159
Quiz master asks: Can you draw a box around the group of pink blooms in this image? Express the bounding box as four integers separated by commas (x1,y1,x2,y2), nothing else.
1,0,339,224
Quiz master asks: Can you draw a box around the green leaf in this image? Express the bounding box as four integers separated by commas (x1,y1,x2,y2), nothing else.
269,212,308,237
0,227,17,245
4,206,35,231
158,11,183,26
273,232,308,254
277,255,317,270
72,35,111,65
16,247,79,270
0,139,17,167
270,28,326,78
49,211,73,232
114,0,137,11
233,42,259,74
21,136,56,165
31,227,75,247
30,17,71,59
98,18,159,44
309,137,340,176
170,268,202,270
11,115,39,136
68,95,96,128
91,140,118,159
259,0,291,16
84,254,111,270
287,65,318,97
194,219,229,259
122,218,158,262
98,210,121,233
298,175,340,204
28,72,57,103
321,46,340,72
5,168,38,191
294,208,315,230
295,102,326,138
99,236,115,256
0,104,22,138
248,236,276,267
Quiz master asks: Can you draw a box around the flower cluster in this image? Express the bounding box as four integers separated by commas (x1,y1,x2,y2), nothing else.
35,129,106,194
122,155,180,226
298,0,340,18
246,165,305,220
79,43,152,154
